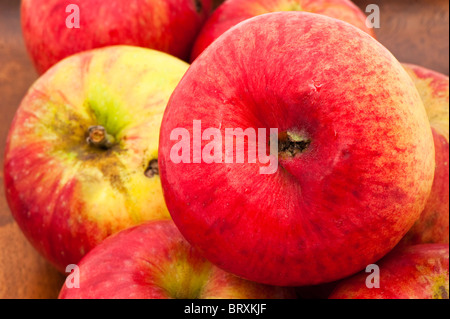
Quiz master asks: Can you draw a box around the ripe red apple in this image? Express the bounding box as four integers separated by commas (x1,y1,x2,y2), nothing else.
400,63,449,245
21,0,213,74
3,45,189,273
190,0,375,61
58,220,296,299
329,244,449,299
158,12,435,287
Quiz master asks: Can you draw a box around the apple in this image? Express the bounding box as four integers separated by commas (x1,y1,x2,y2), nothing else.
190,0,375,61
3,45,189,273
158,12,435,287
400,63,449,245
58,219,296,299
329,244,449,299
21,0,213,74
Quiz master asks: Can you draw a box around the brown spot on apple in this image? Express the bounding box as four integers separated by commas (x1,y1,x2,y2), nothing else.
439,285,449,299
434,285,449,299
432,274,449,299
145,159,159,178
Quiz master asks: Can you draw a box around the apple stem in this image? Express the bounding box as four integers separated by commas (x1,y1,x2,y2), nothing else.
278,131,311,157
86,125,115,149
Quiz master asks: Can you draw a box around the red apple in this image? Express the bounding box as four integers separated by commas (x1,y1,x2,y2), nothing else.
21,0,213,74
191,0,375,61
158,12,435,287
329,244,449,299
400,63,449,245
58,220,296,299
3,45,189,273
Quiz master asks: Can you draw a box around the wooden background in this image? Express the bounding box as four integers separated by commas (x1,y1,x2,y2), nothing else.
0,0,449,299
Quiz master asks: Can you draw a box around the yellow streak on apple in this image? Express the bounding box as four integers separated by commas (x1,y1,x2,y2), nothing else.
403,66,449,142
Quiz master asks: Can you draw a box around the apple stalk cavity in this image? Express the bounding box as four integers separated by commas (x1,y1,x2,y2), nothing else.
86,126,116,149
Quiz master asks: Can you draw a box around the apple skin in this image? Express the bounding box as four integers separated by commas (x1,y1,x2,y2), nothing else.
329,244,449,299
3,45,189,273
21,0,213,74
191,0,375,61
158,12,435,287
58,220,296,299
400,64,449,245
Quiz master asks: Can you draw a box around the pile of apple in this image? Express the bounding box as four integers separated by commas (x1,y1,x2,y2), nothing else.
4,0,448,299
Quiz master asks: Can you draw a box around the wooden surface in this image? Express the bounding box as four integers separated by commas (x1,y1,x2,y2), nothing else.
0,0,448,299
354,0,449,75
0,0,66,299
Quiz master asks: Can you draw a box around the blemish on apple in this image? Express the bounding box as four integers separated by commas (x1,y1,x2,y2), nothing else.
145,159,159,178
